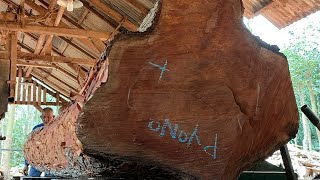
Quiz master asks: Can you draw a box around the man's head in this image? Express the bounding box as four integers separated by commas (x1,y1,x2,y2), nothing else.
41,107,55,124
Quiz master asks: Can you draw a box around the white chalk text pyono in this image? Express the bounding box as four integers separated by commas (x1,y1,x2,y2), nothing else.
148,118,218,159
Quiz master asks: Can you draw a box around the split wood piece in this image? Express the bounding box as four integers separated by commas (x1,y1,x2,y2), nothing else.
24,0,299,179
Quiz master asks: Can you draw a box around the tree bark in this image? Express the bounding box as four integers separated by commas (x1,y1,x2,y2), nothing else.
24,0,299,179
306,71,320,147
299,84,311,151
1,105,15,180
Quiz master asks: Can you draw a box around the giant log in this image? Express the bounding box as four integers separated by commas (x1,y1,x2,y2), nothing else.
24,0,299,179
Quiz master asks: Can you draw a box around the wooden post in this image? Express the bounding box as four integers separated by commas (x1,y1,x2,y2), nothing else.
43,87,47,105
9,32,17,98
33,81,37,104
56,92,60,106
38,84,42,105
22,78,26,104
27,85,32,104
16,67,22,103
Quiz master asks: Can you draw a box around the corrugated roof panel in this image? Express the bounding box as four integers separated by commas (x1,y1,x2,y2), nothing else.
136,0,155,10
63,45,91,59
102,0,145,25
82,13,115,32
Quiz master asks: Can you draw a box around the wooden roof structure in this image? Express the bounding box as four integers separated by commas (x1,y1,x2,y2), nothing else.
0,0,319,109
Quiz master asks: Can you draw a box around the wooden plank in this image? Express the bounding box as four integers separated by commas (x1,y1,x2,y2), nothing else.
17,62,55,68
38,83,42,105
0,52,97,66
56,92,60,106
22,79,26,104
43,87,47,105
14,101,60,106
27,84,32,104
16,67,22,103
40,6,66,55
9,32,17,98
0,23,111,40
33,104,43,112
33,81,37,104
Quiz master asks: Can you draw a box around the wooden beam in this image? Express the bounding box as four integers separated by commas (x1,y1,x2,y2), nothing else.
17,62,55,68
9,32,17,98
19,35,89,81
13,101,61,106
33,104,43,112
20,0,103,59
40,6,66,55
0,52,97,66
0,12,17,21
86,0,138,31
0,23,110,40
254,1,276,16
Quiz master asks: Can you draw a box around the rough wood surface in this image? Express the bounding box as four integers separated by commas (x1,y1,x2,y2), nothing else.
0,60,10,119
24,0,299,179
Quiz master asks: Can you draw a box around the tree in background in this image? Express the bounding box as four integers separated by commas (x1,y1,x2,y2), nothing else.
282,12,320,151
1,105,16,179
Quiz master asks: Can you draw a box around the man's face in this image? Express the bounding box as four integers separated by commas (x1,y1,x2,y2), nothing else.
41,110,54,124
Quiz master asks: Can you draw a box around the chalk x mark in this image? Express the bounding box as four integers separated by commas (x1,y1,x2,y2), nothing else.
149,60,169,81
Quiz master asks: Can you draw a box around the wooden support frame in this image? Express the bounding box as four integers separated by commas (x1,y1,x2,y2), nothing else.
0,52,96,66
0,23,110,40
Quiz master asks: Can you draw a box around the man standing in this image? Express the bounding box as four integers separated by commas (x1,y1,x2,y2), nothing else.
23,107,55,177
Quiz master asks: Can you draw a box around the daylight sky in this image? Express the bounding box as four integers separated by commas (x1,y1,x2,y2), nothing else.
243,11,320,50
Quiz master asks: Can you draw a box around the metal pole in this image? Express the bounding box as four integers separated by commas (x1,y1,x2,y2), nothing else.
280,145,297,180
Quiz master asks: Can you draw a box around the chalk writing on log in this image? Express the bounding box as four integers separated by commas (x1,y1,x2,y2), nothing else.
148,60,169,81
148,118,218,159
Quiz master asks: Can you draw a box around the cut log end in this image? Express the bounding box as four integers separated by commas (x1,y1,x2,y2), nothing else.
24,0,299,179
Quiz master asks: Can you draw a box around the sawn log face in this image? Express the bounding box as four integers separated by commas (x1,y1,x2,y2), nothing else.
24,0,299,179
77,0,299,179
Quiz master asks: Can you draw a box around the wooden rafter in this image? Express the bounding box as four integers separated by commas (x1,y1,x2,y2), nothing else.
0,23,110,40
0,52,96,66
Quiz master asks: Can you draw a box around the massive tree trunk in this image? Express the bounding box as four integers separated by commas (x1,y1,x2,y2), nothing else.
24,0,299,179
306,71,320,147
1,105,15,180
299,84,311,151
